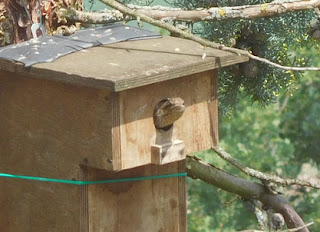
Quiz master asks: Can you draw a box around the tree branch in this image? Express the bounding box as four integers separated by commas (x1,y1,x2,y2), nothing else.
62,0,320,23
186,156,310,232
212,146,320,189
58,8,133,24
100,0,320,72
127,1,320,21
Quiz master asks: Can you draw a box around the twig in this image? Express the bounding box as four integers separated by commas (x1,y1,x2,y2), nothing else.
212,146,320,189
101,0,320,71
237,230,265,232
237,222,314,232
284,222,314,232
246,52,320,71
224,195,241,208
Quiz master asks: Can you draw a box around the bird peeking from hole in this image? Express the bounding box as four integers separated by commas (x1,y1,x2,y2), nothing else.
153,97,185,131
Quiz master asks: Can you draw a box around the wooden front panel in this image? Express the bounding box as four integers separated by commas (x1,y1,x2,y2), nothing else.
117,70,218,170
87,161,186,232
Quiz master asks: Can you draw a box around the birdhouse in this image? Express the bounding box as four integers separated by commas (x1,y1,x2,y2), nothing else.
0,31,247,231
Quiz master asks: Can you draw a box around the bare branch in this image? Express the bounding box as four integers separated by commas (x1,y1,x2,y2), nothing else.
101,0,320,72
237,222,314,232
284,222,314,232
246,53,320,71
58,8,133,24
63,0,320,23
236,230,265,232
186,156,310,232
212,146,320,189
128,1,320,21
224,195,241,208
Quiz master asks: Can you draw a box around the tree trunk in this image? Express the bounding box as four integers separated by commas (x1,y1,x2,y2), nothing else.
1,0,82,45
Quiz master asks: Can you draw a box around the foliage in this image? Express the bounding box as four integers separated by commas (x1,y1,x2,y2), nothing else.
160,0,319,116
280,49,320,165
280,80,320,164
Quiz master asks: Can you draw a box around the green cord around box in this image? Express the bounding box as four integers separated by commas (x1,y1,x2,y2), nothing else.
0,172,187,185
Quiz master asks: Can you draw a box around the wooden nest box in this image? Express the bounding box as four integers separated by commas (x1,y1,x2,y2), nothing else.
0,36,247,231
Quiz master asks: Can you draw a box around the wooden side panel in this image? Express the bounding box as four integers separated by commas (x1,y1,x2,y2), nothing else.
80,165,90,232
118,70,218,170
88,161,186,232
111,92,122,171
0,179,80,232
209,70,219,145
0,71,113,231
178,160,187,232
0,71,113,176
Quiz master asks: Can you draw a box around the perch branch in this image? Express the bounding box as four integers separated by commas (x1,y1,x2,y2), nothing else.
101,0,320,72
186,156,310,232
62,0,320,23
212,146,320,189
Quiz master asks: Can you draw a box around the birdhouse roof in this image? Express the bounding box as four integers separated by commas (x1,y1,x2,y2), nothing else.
0,35,248,92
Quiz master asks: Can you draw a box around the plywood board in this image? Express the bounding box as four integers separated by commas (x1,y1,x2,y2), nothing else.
0,179,80,232
0,36,248,91
117,70,218,170
87,161,186,232
0,70,119,230
0,71,113,176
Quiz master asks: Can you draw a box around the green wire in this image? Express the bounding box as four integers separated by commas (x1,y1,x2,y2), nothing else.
0,172,187,185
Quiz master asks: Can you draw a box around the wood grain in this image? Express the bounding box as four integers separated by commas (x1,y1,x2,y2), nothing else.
0,68,218,172
88,161,186,232
151,140,185,165
118,70,218,170
0,71,114,231
208,70,219,145
111,92,122,171
0,71,113,175
80,165,89,232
